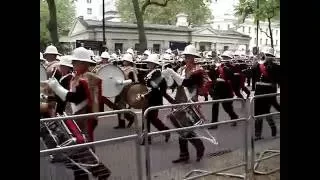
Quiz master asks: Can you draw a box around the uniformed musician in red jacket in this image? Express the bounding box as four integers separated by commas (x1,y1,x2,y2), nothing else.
207,51,239,129
47,47,110,180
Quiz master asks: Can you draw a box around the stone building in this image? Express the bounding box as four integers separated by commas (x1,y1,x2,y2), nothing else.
68,14,251,54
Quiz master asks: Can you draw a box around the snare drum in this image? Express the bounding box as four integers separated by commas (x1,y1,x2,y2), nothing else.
167,105,204,136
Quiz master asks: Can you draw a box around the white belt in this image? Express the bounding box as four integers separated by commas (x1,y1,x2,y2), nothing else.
71,100,88,114
234,73,240,75
256,82,273,86
216,78,225,82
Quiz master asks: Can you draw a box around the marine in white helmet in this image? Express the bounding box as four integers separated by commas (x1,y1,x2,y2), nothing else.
142,50,151,60
100,51,110,64
140,54,173,145
40,52,47,65
165,48,172,54
43,44,61,62
113,53,137,129
47,47,111,179
162,44,207,163
55,55,74,115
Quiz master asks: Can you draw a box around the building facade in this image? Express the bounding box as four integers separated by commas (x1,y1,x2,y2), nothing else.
73,0,120,21
68,15,251,54
210,0,280,56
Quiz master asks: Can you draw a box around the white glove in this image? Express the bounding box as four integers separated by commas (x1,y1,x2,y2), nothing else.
47,78,68,101
166,68,184,86
162,69,174,87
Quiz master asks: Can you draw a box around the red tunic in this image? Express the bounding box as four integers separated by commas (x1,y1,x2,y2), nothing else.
65,72,103,142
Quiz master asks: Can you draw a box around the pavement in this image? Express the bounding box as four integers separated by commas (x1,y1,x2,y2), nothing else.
40,89,280,180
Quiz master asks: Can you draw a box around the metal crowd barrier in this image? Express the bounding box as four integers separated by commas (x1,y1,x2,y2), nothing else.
249,93,280,178
40,109,143,180
143,98,249,180
40,93,280,180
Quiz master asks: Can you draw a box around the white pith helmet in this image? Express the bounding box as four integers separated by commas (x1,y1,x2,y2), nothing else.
181,44,200,58
71,47,95,64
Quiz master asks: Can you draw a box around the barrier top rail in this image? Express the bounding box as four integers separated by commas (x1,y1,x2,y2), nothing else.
147,118,247,137
254,112,280,119
143,97,245,117
40,109,136,122
40,133,138,157
251,93,280,100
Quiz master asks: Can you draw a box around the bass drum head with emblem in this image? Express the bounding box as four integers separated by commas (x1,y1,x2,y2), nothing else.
126,83,149,109
40,63,47,81
96,64,126,97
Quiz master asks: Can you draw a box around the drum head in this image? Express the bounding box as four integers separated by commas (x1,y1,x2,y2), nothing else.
40,64,47,81
96,64,126,97
126,83,149,109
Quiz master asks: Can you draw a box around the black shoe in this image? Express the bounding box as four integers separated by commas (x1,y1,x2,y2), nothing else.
114,125,126,129
172,157,189,163
165,133,171,143
127,119,134,128
196,155,203,162
271,127,277,137
140,139,152,145
208,125,218,129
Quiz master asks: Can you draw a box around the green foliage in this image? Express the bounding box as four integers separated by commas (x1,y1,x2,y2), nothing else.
40,0,75,49
117,0,213,25
234,0,279,23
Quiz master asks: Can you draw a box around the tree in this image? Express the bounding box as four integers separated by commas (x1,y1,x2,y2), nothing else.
40,0,75,50
117,0,212,53
234,0,279,48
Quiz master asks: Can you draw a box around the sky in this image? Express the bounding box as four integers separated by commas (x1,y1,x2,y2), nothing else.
210,0,239,17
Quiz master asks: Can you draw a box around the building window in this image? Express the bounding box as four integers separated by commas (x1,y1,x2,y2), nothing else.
276,30,279,36
217,25,220,30
260,38,262,45
223,46,229,51
254,27,257,33
265,39,268,45
254,38,257,43
200,45,205,51
276,40,278,45
248,27,251,34
87,8,92,15
153,44,160,53
115,43,123,53
228,24,230,29
242,26,245,32
134,43,140,51
87,0,91,3
266,28,268,33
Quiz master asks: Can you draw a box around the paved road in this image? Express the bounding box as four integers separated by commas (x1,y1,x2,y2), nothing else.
40,91,280,180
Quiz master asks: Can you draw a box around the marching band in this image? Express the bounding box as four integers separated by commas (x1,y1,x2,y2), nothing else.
40,44,280,179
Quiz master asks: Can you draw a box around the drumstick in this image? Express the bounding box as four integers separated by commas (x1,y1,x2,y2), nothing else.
51,68,57,78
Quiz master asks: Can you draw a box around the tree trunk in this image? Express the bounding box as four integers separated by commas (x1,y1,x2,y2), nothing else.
268,18,274,49
46,0,59,45
131,0,147,54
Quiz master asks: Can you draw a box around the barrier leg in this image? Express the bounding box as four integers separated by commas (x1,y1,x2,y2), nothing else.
254,149,280,175
216,120,249,180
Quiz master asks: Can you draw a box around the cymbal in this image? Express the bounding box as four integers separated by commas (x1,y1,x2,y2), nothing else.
126,84,149,109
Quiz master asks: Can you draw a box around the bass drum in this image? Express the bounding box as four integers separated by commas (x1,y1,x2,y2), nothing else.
95,64,127,98
40,63,47,81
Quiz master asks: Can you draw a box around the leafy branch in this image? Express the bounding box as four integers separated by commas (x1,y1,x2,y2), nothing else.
141,0,173,14
260,28,271,38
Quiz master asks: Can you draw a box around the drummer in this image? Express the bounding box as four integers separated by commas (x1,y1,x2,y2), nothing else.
100,51,111,64
55,55,73,115
40,52,48,66
113,54,137,129
46,47,111,179
140,54,175,145
163,44,209,163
